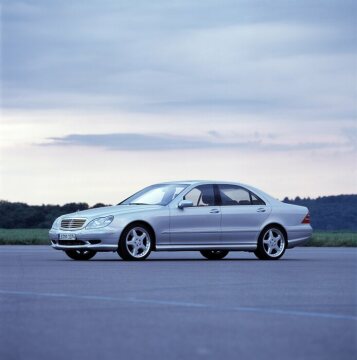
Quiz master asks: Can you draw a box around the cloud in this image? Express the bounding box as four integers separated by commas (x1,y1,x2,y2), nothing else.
46,133,255,151
45,132,348,152
2,0,356,122
1,1,356,204
342,127,357,151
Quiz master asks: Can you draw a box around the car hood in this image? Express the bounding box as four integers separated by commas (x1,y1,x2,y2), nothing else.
62,205,163,219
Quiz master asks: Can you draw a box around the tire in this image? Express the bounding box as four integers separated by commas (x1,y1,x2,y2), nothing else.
117,224,153,261
254,226,287,260
200,250,229,260
65,249,96,261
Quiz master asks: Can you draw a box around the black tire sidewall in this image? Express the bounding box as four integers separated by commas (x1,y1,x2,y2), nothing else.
200,250,229,260
65,249,96,260
117,224,152,261
255,227,287,260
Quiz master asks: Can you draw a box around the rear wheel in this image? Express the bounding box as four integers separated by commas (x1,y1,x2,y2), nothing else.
65,249,96,261
254,226,286,260
117,224,152,261
200,250,229,260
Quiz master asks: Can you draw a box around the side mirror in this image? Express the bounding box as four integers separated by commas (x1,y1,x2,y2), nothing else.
178,200,193,209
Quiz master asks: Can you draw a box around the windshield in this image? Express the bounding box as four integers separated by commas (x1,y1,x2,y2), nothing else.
120,184,188,206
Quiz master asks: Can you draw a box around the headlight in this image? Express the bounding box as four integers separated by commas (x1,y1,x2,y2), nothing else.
86,215,114,229
52,217,61,230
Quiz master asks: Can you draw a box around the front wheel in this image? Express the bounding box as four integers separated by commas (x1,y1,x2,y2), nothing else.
117,224,152,261
65,249,96,261
254,227,286,260
200,250,229,260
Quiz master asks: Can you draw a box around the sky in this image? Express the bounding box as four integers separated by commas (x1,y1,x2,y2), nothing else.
0,0,356,205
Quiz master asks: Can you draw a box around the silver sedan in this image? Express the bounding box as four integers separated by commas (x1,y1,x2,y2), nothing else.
49,181,312,261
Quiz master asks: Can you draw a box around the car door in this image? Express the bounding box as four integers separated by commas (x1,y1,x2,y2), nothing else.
169,184,221,245
217,184,271,245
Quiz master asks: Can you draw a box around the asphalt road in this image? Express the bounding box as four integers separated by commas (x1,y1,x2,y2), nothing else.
0,246,356,360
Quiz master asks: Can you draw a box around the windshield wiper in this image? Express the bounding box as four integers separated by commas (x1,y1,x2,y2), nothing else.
129,202,150,205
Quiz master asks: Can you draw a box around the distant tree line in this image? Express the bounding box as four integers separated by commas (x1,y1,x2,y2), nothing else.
0,194,356,230
0,201,108,229
283,195,357,231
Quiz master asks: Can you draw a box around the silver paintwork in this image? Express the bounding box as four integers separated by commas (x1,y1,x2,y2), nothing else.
49,180,312,256
178,200,194,209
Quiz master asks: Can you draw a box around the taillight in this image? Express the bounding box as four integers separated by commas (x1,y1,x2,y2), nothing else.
302,213,310,224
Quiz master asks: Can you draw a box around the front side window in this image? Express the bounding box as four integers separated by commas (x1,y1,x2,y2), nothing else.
184,185,215,206
120,184,188,206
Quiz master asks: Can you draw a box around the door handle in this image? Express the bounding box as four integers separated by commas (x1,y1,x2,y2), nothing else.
209,209,220,213
257,208,266,212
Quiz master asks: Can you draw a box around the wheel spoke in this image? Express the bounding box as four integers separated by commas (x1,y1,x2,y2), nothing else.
125,227,151,258
261,228,286,258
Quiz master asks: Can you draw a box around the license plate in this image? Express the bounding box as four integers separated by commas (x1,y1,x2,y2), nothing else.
59,233,76,240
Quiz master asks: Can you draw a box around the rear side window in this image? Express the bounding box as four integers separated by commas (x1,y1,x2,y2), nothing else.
218,185,265,206
251,192,265,205
184,185,215,206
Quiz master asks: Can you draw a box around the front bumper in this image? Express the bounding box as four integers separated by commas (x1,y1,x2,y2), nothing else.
49,227,120,251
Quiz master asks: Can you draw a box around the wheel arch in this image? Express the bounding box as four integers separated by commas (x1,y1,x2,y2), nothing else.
119,220,157,249
259,222,288,242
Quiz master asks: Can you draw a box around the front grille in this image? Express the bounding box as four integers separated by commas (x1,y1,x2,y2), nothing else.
61,218,86,229
58,240,86,246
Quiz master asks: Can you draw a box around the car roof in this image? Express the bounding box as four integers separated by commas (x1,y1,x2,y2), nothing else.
159,180,243,186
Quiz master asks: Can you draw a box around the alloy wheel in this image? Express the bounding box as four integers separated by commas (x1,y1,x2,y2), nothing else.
125,227,151,259
262,228,285,258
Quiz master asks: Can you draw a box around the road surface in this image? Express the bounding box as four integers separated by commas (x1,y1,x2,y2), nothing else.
0,246,356,360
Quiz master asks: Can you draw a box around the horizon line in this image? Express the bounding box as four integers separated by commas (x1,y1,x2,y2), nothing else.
1,193,356,207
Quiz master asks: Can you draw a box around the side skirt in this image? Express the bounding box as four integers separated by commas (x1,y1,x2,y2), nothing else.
155,244,257,251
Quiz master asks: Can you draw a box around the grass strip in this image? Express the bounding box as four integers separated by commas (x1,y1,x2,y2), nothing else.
0,229,50,245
